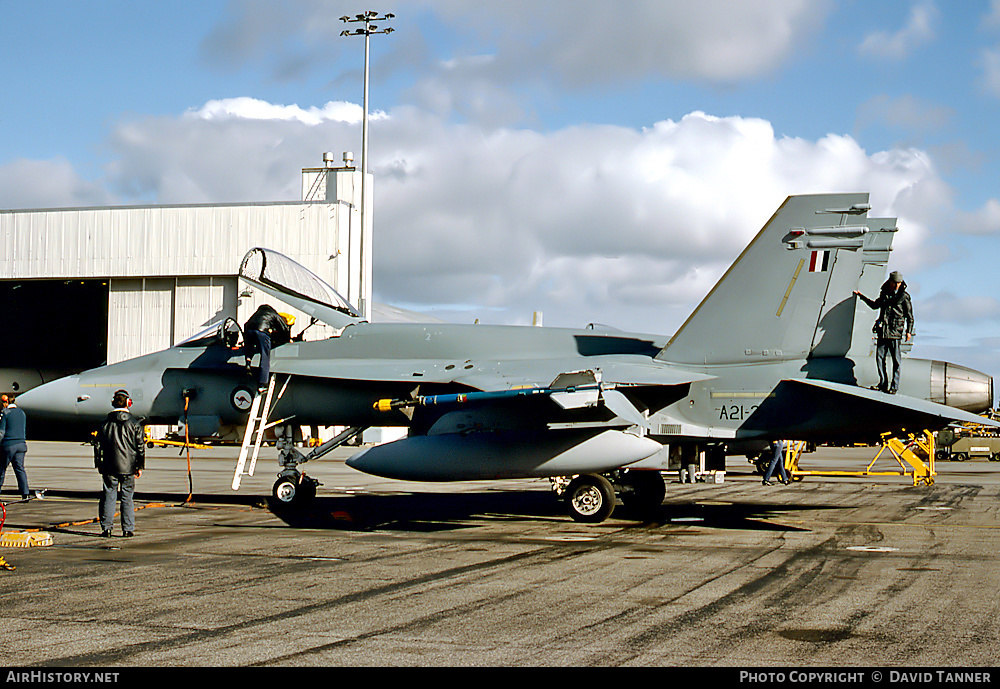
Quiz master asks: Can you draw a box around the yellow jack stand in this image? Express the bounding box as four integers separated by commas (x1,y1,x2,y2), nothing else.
785,431,936,486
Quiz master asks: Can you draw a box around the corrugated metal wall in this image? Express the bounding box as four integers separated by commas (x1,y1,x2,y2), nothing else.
107,278,174,364
104,277,239,364
0,166,372,367
0,202,341,280
175,277,234,345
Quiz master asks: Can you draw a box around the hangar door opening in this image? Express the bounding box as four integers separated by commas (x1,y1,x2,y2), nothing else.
0,279,109,373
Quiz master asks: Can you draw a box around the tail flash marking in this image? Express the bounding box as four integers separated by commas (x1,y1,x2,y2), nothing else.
809,250,830,272
777,259,805,318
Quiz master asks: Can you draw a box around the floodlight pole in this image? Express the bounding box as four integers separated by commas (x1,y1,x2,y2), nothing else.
340,11,394,321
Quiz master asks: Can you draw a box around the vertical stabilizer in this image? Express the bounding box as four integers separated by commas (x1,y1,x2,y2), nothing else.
658,194,896,366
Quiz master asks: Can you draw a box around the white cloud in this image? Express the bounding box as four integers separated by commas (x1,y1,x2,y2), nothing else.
981,45,1000,97
0,158,113,209
954,198,1000,235
979,1,1000,98
369,108,947,329
918,292,1000,323
855,94,954,133
984,1,1000,30
195,2,833,135
187,98,368,125
859,1,938,60
6,100,955,334
200,1,348,79
435,0,830,86
207,0,830,90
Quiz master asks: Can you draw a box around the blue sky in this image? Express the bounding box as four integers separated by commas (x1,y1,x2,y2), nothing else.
4,1,1000,385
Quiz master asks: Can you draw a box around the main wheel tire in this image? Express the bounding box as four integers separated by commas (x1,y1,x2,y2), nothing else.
754,454,769,476
565,474,616,523
619,470,666,518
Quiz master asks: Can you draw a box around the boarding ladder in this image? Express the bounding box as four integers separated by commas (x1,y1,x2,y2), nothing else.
232,375,291,490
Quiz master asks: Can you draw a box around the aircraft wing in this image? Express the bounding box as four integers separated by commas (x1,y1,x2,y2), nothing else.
239,247,363,328
788,378,1000,429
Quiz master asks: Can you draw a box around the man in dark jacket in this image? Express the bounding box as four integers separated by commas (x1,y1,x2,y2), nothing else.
0,393,30,501
243,304,294,390
94,389,145,537
854,270,915,394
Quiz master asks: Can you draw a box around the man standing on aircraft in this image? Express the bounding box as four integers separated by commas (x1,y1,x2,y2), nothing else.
94,390,145,537
854,271,915,394
243,304,294,391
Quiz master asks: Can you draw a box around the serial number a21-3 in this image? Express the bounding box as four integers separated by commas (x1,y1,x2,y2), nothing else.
717,404,758,421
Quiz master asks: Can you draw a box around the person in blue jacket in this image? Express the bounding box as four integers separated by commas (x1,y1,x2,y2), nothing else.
0,394,30,501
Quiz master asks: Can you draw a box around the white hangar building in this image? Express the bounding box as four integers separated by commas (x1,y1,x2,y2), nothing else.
0,154,372,394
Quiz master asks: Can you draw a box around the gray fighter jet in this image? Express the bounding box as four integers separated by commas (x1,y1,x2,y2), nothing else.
19,193,996,522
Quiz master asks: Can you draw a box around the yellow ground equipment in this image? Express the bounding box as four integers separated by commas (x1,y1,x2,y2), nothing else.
936,421,1000,462
0,532,54,548
0,501,54,551
783,431,936,486
144,429,212,450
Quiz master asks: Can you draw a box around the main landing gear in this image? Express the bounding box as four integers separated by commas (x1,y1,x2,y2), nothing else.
553,469,666,523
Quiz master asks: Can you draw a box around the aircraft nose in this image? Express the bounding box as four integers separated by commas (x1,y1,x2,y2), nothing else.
17,375,85,421
931,362,994,413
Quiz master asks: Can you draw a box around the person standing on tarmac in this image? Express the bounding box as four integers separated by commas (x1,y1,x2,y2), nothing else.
243,304,294,391
0,393,30,501
853,270,915,394
94,390,145,538
761,440,790,486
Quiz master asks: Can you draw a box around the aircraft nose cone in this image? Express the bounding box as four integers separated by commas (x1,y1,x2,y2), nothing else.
17,375,84,421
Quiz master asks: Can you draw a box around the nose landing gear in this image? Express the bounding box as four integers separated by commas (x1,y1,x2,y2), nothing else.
271,473,319,506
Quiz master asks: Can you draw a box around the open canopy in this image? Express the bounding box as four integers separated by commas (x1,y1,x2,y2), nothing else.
239,247,362,328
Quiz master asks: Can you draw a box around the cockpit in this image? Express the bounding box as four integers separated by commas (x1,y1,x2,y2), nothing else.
176,248,363,350
176,317,243,349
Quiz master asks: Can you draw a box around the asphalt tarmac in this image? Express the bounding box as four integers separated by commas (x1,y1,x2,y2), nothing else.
2,441,1000,668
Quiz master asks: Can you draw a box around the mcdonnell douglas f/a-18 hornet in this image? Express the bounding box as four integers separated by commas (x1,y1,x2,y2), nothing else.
19,193,997,522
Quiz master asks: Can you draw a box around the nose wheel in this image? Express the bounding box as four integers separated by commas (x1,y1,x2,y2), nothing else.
271,473,318,507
